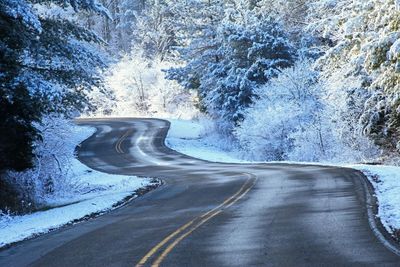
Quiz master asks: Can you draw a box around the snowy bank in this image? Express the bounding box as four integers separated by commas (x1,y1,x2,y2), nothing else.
166,119,248,163
166,119,400,239
0,124,154,249
348,165,400,237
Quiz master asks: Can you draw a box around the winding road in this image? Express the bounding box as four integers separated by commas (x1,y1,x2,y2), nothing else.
1,118,400,266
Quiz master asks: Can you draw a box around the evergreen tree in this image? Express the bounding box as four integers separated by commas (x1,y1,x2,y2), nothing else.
0,0,109,172
168,3,296,133
1,0,44,172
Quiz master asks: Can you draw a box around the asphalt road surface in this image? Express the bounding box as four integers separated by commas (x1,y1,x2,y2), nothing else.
1,118,400,267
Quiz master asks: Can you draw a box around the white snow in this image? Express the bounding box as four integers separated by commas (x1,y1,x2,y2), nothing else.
166,119,248,163
166,119,400,236
389,39,400,61
0,125,152,249
348,164,400,234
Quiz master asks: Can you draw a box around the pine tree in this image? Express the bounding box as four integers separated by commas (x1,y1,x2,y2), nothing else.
0,0,109,172
1,0,44,172
167,2,296,133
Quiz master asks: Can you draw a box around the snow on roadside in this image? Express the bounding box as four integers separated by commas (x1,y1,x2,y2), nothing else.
166,119,248,163
166,119,400,237
348,165,400,235
0,124,153,249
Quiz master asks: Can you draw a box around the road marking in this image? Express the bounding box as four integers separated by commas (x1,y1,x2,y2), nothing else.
136,220,195,266
152,210,223,267
136,173,257,267
115,130,131,154
200,178,253,219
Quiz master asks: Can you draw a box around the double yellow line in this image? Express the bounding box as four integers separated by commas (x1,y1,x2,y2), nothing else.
115,130,132,154
136,174,257,267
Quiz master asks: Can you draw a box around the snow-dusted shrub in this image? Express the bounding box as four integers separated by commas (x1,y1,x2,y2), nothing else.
0,209,13,224
235,61,323,160
318,67,382,161
235,60,380,162
5,115,84,208
287,119,334,162
90,52,198,119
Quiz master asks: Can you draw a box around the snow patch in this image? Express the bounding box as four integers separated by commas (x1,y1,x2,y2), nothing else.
166,119,248,163
348,164,400,235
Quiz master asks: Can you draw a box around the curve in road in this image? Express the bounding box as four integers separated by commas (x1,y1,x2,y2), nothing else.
1,118,400,266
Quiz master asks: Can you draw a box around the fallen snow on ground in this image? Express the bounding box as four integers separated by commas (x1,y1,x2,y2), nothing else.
348,165,400,234
166,119,249,163
166,119,400,235
0,125,151,248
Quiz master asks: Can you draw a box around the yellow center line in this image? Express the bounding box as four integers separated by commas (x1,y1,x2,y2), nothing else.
115,130,131,154
136,220,194,267
118,131,130,152
135,173,257,267
200,177,252,219
115,133,122,153
225,186,253,209
152,210,223,267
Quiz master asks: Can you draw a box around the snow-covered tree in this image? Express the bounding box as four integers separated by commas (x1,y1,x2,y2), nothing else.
131,0,179,60
90,51,197,119
116,0,138,51
5,115,83,209
235,60,323,161
0,0,110,211
0,0,44,172
168,2,296,134
307,0,400,155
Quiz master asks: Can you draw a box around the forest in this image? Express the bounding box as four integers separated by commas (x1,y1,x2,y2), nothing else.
1,0,400,213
